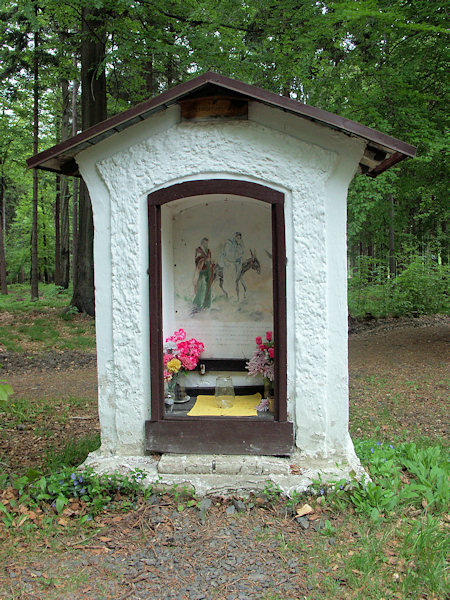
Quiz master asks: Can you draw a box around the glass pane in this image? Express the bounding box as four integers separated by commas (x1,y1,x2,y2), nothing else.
161,194,274,418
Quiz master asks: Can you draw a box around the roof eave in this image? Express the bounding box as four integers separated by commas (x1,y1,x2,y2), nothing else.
26,71,416,177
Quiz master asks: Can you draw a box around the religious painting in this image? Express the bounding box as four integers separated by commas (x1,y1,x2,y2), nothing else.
162,195,273,359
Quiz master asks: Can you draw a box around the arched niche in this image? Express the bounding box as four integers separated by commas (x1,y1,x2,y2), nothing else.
146,179,292,455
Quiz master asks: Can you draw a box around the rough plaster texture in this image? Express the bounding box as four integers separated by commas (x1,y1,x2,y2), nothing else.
84,451,367,498
76,100,366,481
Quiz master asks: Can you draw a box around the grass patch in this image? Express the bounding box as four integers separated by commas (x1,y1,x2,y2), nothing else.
304,513,448,599
256,438,449,599
59,335,95,350
0,395,57,425
0,283,72,313
0,325,24,352
44,433,101,473
349,370,448,445
0,283,95,354
27,324,60,343
0,437,447,599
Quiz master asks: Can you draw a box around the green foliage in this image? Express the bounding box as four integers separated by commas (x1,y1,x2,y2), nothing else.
0,283,95,353
349,255,449,317
0,0,447,302
261,480,283,503
61,304,79,321
400,514,449,596
0,379,13,402
0,343,13,401
0,466,151,527
44,433,100,472
5,183,56,284
31,467,149,516
322,440,449,520
387,257,449,316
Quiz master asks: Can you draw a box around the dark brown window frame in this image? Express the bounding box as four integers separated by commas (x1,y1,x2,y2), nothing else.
146,179,293,455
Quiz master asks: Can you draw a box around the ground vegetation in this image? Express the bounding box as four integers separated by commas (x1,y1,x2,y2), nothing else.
0,288,448,599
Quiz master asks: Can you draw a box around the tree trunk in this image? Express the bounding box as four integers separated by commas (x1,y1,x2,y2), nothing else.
388,194,396,277
72,178,79,290
367,242,374,283
166,30,174,88
31,27,39,300
0,176,7,294
166,57,173,88
441,220,448,264
41,198,49,283
55,175,61,284
57,78,71,288
72,68,79,290
282,83,291,98
73,179,95,315
60,177,70,288
145,58,154,95
2,186,5,232
71,8,107,315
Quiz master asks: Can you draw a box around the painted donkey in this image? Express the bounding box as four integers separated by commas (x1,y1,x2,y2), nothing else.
213,250,261,301
235,250,261,301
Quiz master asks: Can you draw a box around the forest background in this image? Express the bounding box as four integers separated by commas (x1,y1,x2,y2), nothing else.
0,0,448,317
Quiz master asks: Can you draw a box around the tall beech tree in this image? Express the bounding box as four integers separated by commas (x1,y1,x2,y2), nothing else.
30,20,39,300
54,77,71,288
0,107,17,295
71,68,80,291
70,5,107,316
0,177,7,294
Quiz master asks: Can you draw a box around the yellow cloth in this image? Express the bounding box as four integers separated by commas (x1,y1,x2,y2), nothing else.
187,393,262,417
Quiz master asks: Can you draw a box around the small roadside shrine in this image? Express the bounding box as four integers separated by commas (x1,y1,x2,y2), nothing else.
28,72,415,494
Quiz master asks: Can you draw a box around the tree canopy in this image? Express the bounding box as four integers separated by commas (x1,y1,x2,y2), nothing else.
0,0,448,306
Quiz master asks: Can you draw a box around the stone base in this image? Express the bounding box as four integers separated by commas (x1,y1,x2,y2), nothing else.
83,449,366,497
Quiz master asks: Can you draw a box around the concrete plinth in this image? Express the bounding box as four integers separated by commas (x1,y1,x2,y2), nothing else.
83,450,366,497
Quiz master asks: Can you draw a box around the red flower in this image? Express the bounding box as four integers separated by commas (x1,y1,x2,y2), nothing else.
266,331,272,342
256,336,262,345
268,347,274,359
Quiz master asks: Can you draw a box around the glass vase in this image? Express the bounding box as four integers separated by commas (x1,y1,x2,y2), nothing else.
215,376,235,409
174,379,190,403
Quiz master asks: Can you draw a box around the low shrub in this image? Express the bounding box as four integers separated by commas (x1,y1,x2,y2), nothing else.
0,467,151,528
322,440,449,520
348,255,449,317
386,257,449,316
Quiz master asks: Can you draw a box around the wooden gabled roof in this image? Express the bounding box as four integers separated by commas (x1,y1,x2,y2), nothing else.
27,71,416,177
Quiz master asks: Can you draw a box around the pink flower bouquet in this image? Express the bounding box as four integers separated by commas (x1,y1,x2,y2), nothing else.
246,331,274,381
163,329,204,390
246,332,275,412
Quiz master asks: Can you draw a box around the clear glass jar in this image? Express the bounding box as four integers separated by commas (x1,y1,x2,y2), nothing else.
215,376,235,409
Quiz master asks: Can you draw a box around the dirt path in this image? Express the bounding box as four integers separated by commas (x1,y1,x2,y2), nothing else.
6,364,98,402
348,315,449,442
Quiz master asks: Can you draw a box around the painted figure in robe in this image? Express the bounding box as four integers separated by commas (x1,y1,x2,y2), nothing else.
192,237,214,310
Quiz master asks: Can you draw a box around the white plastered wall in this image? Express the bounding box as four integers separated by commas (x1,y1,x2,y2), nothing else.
76,101,365,461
